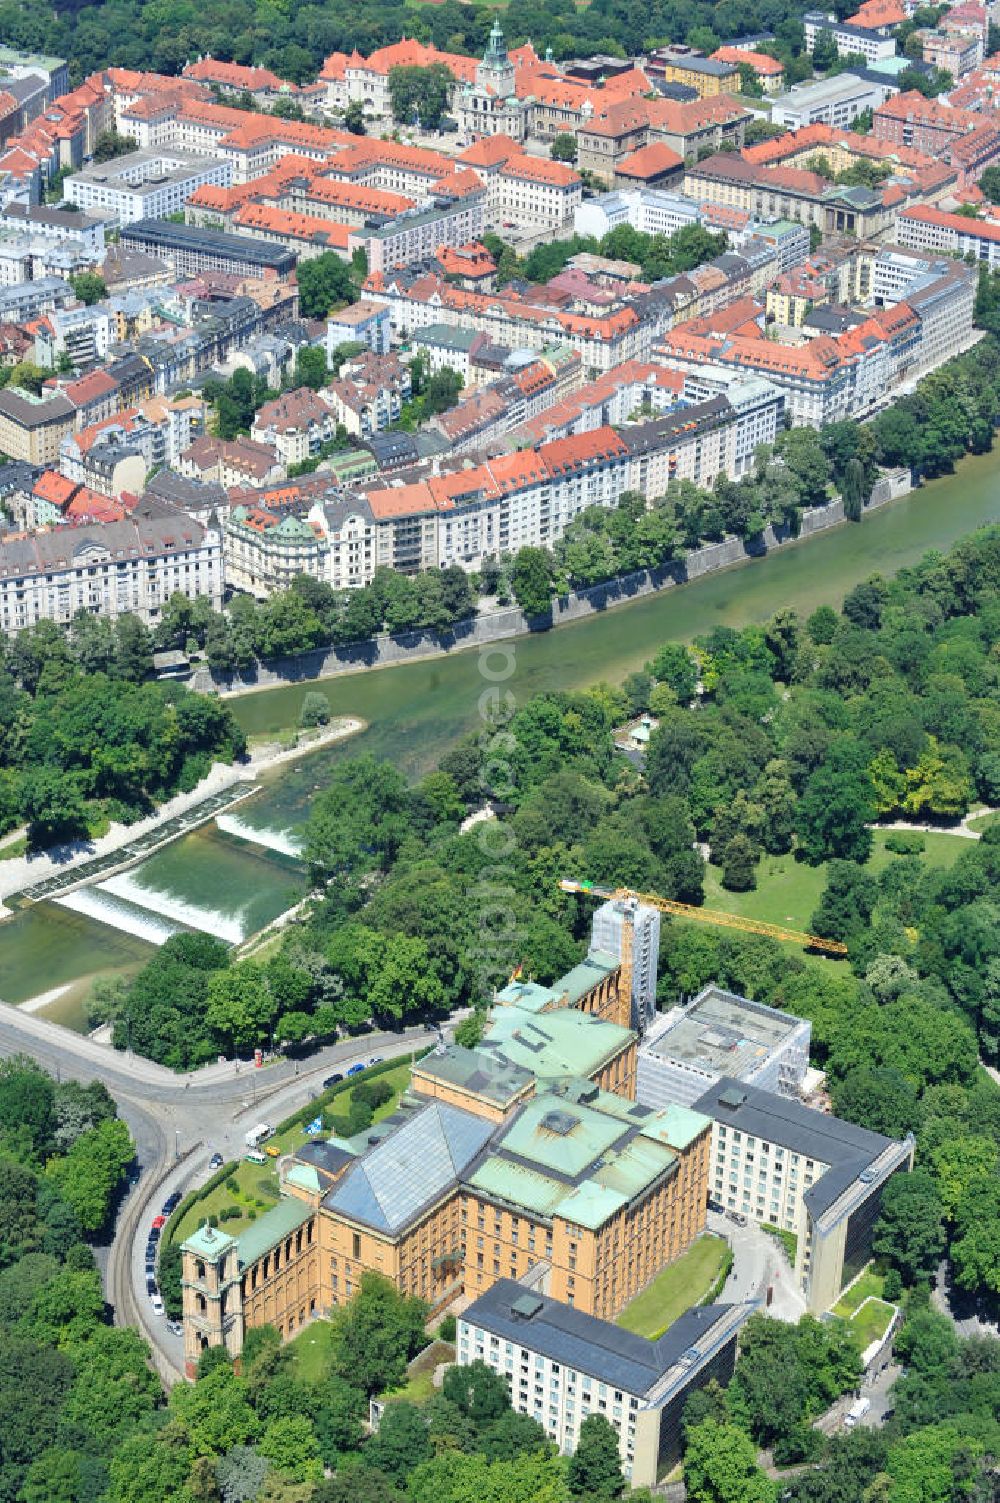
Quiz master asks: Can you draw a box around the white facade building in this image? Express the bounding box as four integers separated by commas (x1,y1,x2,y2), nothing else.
0,514,223,632
694,1078,914,1312
575,188,702,242
66,149,233,225
454,1281,756,1487
771,72,891,129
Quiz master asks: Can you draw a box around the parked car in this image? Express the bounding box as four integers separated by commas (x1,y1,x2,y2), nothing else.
707,1198,724,1214
145,1242,157,1261
726,1209,748,1228
346,1063,365,1077
145,1261,156,1278
145,1278,156,1297
168,1320,184,1338
150,1294,165,1317
161,1193,181,1213
323,1073,343,1089
369,1055,384,1066
245,1150,267,1165
150,1215,166,1230
208,1152,224,1170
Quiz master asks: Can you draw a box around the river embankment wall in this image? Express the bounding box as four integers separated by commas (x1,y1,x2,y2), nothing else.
191,472,911,697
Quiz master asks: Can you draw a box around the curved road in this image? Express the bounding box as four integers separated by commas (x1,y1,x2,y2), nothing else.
0,1001,439,1381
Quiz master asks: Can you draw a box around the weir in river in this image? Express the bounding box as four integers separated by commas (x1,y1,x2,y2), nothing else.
3,446,998,1023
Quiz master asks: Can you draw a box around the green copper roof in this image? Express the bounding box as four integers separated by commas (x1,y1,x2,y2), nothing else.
558,949,619,1006
285,1163,322,1193
235,1195,313,1268
414,1043,533,1106
480,1004,634,1081
494,979,560,1013
499,1092,624,1178
468,1157,564,1217
464,1082,682,1230
182,1223,237,1260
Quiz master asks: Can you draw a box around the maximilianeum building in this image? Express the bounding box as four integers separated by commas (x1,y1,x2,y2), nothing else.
181,946,713,1376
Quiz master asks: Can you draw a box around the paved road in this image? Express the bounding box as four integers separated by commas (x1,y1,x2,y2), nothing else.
708,1210,806,1324
0,1001,439,1380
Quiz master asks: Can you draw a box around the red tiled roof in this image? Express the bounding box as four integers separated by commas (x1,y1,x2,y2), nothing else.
500,154,580,186
711,46,784,74
616,142,683,179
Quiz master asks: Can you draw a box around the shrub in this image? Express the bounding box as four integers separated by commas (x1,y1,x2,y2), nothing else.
300,692,331,728
884,831,926,855
439,1313,457,1342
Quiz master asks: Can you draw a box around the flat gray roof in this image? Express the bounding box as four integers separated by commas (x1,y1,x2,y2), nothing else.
643,986,805,1077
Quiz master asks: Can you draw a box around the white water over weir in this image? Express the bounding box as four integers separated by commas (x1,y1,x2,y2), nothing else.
55,887,182,946
215,814,303,858
96,870,247,944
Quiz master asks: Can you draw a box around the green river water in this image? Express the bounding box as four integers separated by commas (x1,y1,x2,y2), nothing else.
2,450,997,1024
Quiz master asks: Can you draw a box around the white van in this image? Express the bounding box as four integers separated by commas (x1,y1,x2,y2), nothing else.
245,1122,272,1149
844,1397,871,1427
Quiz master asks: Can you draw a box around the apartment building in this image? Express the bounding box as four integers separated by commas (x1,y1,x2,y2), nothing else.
491,155,582,230
225,504,325,596
710,46,785,92
364,269,646,375
693,1078,914,1312
250,387,341,467
349,195,488,275
921,28,983,76
803,13,898,63
327,300,391,358
456,1283,756,1486
575,188,702,241
0,388,75,464
0,513,223,632
873,90,987,155
65,149,232,224
645,47,740,98
1,202,105,255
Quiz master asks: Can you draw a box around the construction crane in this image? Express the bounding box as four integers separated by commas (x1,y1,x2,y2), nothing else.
559,879,847,1007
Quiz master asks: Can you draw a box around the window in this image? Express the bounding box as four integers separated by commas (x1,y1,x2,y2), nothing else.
352,1233,361,1259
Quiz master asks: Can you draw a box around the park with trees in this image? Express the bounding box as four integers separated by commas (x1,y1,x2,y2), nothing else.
0,616,246,850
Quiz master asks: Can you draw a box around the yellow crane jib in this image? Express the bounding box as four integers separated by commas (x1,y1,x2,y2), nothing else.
558,878,848,957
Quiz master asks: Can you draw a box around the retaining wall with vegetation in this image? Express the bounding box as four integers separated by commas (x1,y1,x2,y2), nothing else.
192,472,910,697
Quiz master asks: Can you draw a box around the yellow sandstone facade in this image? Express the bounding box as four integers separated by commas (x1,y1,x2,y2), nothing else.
181,956,711,1376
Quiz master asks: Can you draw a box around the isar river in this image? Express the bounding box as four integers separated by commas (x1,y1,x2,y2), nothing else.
2,449,998,1027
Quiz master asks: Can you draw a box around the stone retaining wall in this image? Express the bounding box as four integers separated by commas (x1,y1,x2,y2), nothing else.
192,474,909,697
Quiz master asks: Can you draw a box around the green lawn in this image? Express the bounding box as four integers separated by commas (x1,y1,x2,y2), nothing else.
831,1269,895,1352
848,1298,895,1350
381,1340,456,1405
286,1319,340,1384
616,1235,729,1339
702,829,968,937
762,1223,798,1266
0,836,26,862
967,810,999,834
832,1268,884,1317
